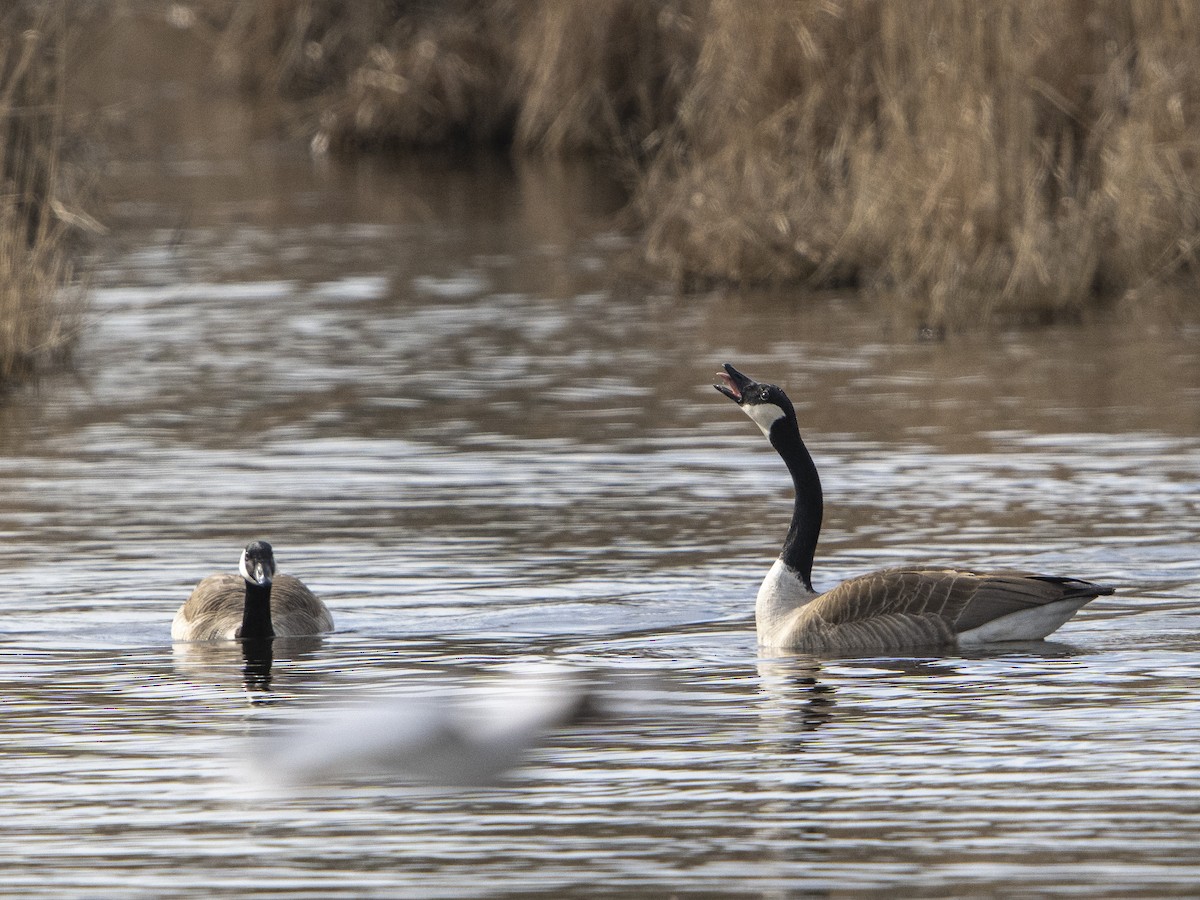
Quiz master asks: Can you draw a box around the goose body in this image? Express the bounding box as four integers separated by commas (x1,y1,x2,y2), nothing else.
716,364,1114,653
172,540,334,642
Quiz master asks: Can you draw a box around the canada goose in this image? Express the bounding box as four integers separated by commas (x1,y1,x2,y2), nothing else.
171,540,333,641
715,363,1114,652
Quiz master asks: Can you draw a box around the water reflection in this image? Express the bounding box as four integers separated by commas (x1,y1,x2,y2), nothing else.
171,635,327,698
756,657,838,737
240,639,274,692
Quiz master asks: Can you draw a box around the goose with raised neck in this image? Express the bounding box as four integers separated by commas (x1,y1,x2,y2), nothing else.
715,363,1114,652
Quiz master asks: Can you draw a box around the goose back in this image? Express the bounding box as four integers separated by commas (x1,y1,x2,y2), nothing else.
171,574,333,641
762,567,1113,653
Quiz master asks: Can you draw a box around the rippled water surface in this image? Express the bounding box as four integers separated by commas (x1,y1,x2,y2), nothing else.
3,70,1200,898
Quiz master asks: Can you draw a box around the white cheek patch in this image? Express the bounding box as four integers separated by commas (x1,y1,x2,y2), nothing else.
744,402,786,437
239,552,252,582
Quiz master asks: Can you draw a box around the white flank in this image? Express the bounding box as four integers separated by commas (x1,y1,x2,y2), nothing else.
957,598,1090,644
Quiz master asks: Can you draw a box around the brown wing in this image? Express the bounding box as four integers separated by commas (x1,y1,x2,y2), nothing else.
172,574,244,640
269,574,335,637
173,574,334,640
952,573,1114,632
791,567,1112,652
792,568,977,650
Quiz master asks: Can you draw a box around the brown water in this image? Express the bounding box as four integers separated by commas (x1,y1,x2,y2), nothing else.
2,51,1200,898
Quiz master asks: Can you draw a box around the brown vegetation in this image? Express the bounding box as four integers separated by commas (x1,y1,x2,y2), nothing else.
642,0,1200,327
199,0,519,149
188,0,1200,327
188,0,695,156
0,5,89,388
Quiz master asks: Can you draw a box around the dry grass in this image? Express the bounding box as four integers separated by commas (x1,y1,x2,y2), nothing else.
189,1,519,150
189,0,1200,327
0,5,89,387
511,2,697,156
641,0,1200,326
190,0,695,156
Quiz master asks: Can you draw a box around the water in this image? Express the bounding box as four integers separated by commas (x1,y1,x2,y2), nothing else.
3,70,1200,898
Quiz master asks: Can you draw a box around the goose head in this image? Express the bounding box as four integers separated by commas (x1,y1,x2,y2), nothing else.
714,363,798,446
239,540,276,588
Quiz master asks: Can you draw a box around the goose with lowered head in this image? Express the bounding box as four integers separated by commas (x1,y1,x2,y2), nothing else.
172,540,333,641
715,363,1114,653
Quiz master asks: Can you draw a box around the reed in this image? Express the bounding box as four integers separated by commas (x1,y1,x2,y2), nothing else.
195,0,520,150
0,6,87,387
194,0,697,155
194,0,1200,327
642,0,1200,326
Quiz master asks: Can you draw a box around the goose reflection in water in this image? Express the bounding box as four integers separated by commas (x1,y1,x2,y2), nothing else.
756,658,838,739
240,639,274,693
171,635,326,699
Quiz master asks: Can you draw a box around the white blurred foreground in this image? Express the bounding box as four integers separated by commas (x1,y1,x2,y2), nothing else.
241,664,622,789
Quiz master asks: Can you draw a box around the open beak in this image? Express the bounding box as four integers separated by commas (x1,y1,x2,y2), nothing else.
714,363,757,404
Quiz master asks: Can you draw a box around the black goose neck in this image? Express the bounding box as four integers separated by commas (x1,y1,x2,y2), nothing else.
239,580,275,641
770,417,822,592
